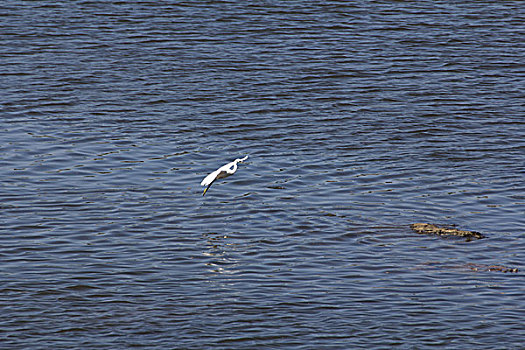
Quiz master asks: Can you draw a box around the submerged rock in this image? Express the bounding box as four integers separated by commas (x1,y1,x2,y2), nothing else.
410,223,485,240
410,224,519,273
465,263,519,273
418,261,519,273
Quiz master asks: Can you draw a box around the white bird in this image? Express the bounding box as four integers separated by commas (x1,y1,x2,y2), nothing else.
200,156,248,196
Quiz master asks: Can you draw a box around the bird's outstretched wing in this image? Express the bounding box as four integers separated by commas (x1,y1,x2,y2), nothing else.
201,169,221,186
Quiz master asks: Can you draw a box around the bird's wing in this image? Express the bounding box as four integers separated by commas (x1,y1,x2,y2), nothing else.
201,169,221,186
218,161,236,173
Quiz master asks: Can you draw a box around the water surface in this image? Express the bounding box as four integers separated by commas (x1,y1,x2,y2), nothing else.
1,1,524,349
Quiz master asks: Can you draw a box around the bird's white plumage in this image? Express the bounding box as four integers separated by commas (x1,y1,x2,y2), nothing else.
200,169,222,187
200,156,248,195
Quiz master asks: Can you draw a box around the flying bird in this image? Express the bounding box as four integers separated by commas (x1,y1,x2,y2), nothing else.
200,156,248,196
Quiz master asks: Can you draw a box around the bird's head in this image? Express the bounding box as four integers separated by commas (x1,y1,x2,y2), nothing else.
236,155,248,163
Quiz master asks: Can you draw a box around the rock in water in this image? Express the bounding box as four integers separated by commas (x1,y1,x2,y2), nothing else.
410,223,485,240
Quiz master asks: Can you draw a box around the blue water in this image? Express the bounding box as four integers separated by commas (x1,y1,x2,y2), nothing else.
1,1,524,349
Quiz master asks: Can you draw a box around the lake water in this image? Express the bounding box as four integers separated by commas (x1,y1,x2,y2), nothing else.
1,1,524,349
